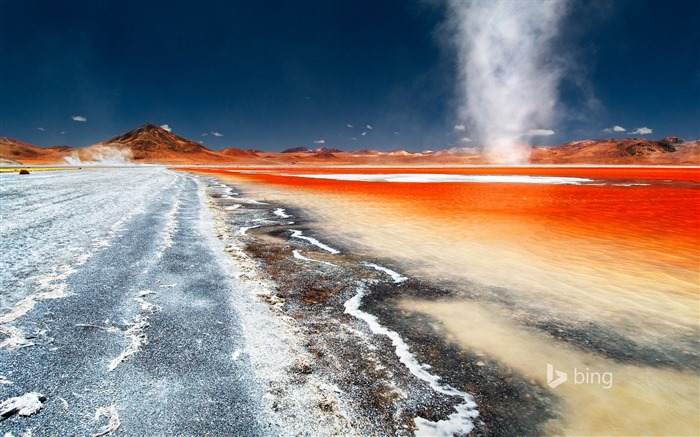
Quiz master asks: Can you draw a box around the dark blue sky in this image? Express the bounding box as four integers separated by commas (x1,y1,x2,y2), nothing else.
1,0,698,151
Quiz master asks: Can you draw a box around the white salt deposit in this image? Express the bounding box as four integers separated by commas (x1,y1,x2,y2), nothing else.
286,173,594,185
238,225,261,236
273,208,291,219
0,392,45,418
292,250,337,267
344,284,478,436
363,263,408,283
290,230,340,254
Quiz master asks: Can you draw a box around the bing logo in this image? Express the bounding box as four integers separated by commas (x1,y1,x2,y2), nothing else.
546,363,613,389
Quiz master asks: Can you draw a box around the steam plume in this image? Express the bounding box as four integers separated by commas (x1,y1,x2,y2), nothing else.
447,0,570,163
64,146,132,165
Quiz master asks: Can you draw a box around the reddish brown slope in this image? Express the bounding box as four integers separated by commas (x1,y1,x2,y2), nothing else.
0,137,71,165
530,137,698,165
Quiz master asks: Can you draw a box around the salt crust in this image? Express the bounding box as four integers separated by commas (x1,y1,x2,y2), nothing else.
200,179,354,435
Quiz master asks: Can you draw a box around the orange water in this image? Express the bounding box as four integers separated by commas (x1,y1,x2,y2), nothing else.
189,166,700,435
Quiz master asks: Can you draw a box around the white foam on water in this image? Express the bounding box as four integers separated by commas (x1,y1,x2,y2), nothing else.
289,230,340,254
292,250,337,267
286,173,594,185
344,284,478,436
273,208,292,219
363,262,408,283
224,204,242,211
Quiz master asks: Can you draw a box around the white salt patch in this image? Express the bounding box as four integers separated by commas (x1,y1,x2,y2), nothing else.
290,230,340,254
273,208,291,219
155,198,180,258
93,405,120,436
292,250,337,267
287,173,594,185
108,316,149,371
0,297,37,325
238,225,261,235
0,265,74,329
344,284,478,435
0,392,45,418
363,262,408,283
0,326,34,349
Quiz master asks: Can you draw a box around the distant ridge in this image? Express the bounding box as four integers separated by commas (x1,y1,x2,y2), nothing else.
2,125,698,166
530,137,699,165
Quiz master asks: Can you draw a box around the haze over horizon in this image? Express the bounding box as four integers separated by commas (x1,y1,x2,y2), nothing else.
1,0,698,152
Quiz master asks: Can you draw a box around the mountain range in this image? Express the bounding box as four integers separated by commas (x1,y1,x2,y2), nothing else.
1,123,698,166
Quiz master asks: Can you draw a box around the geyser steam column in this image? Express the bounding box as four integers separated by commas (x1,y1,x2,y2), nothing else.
448,0,569,164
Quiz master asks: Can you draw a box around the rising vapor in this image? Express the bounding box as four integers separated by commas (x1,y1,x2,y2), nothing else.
447,0,570,163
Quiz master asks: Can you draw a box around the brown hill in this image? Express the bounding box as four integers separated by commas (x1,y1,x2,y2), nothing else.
529,137,699,165
219,147,258,157
0,137,71,165
93,123,235,164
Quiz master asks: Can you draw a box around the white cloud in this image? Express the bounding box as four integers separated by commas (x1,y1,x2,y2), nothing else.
72,115,87,122
346,123,353,128
361,131,367,136
603,125,626,133
454,124,466,131
629,127,652,135
394,131,400,136
201,133,208,136
313,139,325,144
160,124,172,132
211,131,223,137
460,137,473,143
366,124,373,129
60,131,67,135
37,127,45,131
525,129,555,137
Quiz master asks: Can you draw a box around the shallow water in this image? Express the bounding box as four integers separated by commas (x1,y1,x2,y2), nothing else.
197,166,700,435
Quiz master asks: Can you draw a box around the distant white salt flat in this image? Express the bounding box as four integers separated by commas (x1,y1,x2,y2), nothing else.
285,173,595,185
